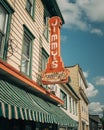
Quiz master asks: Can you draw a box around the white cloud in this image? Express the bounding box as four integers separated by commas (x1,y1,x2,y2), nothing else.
77,0,104,22
82,71,98,98
90,28,103,36
83,71,89,78
89,102,104,116
86,83,98,97
94,76,104,86
56,0,104,35
56,0,89,31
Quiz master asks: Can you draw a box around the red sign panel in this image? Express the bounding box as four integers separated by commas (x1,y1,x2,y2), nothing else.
42,16,69,84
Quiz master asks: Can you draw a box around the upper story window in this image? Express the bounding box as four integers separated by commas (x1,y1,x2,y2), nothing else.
0,1,14,59
21,25,35,76
69,96,77,115
41,48,48,71
43,9,49,41
75,101,77,115
69,97,72,113
26,0,35,18
60,90,67,109
0,5,7,57
82,100,85,113
73,99,75,114
73,99,77,115
41,48,49,88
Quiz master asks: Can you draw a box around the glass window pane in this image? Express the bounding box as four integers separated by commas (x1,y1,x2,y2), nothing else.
69,97,72,113
0,5,8,58
0,25,5,57
0,5,7,33
23,35,30,57
21,55,29,75
43,17,48,39
41,50,48,71
21,32,31,75
60,90,67,109
42,55,46,70
26,0,33,15
27,1,32,13
0,34,3,56
0,33,3,50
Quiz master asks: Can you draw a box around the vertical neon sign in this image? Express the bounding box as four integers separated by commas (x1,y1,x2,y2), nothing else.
42,16,69,84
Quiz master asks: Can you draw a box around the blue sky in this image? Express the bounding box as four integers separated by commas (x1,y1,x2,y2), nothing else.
56,0,104,116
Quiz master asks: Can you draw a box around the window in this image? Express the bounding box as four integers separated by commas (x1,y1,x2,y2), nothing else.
82,122,85,130
41,48,48,88
60,90,67,109
72,99,77,115
73,99,75,114
41,48,48,71
26,0,35,18
21,25,35,76
75,101,77,115
43,9,49,40
0,1,14,59
69,97,72,113
82,100,84,113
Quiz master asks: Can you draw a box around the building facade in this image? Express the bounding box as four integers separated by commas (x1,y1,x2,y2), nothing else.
0,0,79,130
66,65,89,130
55,83,80,130
89,115,102,130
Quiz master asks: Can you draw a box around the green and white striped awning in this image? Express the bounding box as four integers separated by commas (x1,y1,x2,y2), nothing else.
0,78,78,127
29,93,78,127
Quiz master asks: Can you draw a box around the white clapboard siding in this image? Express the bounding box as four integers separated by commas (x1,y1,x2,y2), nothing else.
7,0,50,82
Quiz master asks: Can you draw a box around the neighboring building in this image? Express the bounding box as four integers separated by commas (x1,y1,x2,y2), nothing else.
0,0,79,130
54,83,80,130
89,115,101,130
66,64,89,130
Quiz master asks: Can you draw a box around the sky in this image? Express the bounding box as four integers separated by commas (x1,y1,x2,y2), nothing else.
56,0,104,117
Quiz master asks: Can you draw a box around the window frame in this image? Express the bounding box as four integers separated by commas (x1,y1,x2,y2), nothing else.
21,25,35,77
0,31,5,57
26,0,35,19
41,48,49,89
43,9,49,41
0,0,14,60
75,101,77,115
41,48,49,71
60,90,67,110
69,96,72,113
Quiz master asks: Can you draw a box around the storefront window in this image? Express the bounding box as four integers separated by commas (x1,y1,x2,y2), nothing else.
25,125,32,130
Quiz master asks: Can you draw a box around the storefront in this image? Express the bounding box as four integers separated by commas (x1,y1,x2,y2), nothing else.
0,76,78,130
0,60,78,130
0,0,79,129
0,117,58,130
